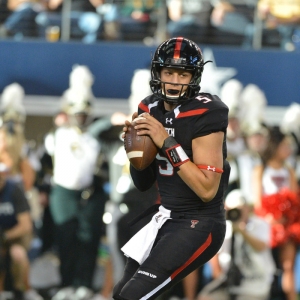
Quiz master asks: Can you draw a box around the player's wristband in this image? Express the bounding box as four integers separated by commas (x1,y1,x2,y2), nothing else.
161,136,190,171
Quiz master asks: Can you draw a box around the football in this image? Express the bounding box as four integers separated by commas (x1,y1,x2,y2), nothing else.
124,118,158,170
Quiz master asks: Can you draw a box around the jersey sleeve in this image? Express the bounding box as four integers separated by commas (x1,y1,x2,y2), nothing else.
130,161,156,192
193,97,228,138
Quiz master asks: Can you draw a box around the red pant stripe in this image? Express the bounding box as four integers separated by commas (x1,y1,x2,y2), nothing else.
170,232,212,280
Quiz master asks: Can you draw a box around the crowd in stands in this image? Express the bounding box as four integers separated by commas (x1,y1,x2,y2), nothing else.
0,62,300,300
0,0,300,50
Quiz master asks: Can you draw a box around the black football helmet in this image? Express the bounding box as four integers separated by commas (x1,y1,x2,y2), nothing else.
150,37,207,104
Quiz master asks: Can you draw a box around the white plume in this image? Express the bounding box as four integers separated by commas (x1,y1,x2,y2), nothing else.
220,79,243,118
69,65,94,90
1,83,26,115
128,69,152,114
239,84,267,135
280,102,300,141
61,87,94,115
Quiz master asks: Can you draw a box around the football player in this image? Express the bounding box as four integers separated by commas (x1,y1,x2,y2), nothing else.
113,37,230,300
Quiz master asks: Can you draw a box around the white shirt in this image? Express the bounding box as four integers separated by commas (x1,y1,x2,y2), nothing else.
262,166,290,195
45,126,100,190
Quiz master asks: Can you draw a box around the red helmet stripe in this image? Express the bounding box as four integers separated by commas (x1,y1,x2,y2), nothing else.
174,37,183,59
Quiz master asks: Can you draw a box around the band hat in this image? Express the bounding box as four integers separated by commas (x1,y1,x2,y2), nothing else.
243,122,268,137
281,102,300,143
239,84,267,136
0,83,26,123
220,79,243,119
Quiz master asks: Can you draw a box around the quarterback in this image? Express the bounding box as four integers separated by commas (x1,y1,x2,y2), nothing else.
113,37,230,300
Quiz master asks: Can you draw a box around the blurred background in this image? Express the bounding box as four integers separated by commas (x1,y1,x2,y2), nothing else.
1,0,300,140
1,0,300,300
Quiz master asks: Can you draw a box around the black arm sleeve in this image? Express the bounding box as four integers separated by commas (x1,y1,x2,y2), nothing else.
130,161,156,192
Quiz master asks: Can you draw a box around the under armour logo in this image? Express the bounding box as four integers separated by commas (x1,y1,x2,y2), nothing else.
166,118,173,125
207,166,216,172
155,214,162,223
191,220,199,228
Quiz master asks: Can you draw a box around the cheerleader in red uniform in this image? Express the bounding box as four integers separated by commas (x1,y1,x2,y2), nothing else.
253,126,300,300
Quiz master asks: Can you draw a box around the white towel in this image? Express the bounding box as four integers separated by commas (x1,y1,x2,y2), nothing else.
121,205,171,264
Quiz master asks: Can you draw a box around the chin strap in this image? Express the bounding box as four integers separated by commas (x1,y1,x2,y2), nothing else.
161,136,190,171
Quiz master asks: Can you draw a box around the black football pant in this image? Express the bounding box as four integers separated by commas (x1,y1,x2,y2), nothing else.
113,215,226,300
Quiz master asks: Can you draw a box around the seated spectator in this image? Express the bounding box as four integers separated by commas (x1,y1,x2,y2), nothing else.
95,0,120,40
166,0,213,44
117,0,161,41
0,0,45,39
198,189,276,300
35,0,103,43
210,0,256,47
0,157,43,300
257,0,300,50
0,0,10,25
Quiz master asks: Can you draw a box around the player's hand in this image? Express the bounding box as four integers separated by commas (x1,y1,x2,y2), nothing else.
121,112,138,139
133,113,169,148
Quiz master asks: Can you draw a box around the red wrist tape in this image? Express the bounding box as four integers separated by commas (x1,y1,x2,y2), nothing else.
197,165,223,173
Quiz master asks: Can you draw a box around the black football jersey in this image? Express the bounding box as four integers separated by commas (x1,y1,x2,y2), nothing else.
137,93,230,215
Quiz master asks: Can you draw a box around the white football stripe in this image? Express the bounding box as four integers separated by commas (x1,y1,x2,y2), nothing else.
127,151,143,159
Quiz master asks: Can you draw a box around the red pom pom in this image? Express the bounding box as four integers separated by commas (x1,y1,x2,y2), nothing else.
257,188,300,247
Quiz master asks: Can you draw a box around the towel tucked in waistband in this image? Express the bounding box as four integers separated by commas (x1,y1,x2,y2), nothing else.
121,205,171,264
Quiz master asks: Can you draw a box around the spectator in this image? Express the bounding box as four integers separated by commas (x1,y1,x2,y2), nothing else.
210,0,256,47
280,102,300,181
257,0,300,50
220,80,268,205
0,155,43,299
44,65,108,300
219,79,246,196
35,0,103,43
253,126,300,300
0,83,36,194
0,0,45,39
198,189,276,300
0,0,10,24
117,0,161,41
166,0,213,44
0,128,13,172
235,83,268,206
